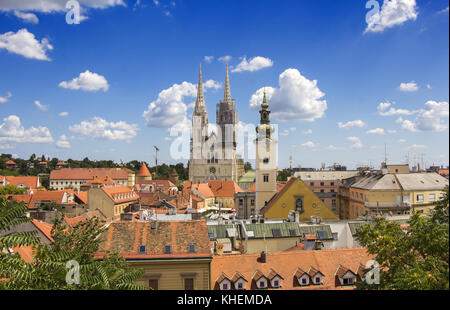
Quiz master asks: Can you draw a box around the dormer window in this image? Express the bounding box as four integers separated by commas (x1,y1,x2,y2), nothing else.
335,265,357,286
268,268,283,289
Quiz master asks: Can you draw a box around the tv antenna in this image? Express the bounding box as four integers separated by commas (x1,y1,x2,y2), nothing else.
153,145,159,166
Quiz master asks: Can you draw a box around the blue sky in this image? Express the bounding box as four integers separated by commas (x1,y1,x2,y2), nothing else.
0,0,448,169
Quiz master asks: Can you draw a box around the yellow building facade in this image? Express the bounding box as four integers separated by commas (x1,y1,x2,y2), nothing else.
261,177,338,221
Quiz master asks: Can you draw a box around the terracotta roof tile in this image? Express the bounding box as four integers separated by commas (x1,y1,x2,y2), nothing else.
211,248,372,290
2,176,39,189
50,168,133,180
96,220,212,260
136,163,152,177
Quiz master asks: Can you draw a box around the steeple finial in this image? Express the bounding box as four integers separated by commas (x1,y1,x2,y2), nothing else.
195,62,205,111
223,62,232,102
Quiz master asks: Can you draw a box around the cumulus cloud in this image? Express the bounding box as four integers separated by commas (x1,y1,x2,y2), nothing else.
34,100,48,111
366,128,385,135
218,55,232,63
204,79,222,90
56,134,71,149
250,68,327,122
338,120,366,129
232,56,273,73
377,102,416,116
300,141,319,148
0,28,53,61
13,10,39,23
0,115,53,148
143,82,196,128
399,101,449,132
59,70,109,92
279,129,290,136
409,144,427,150
347,136,363,149
327,145,344,151
365,0,418,33
69,117,138,141
143,79,225,128
59,112,69,117
0,91,12,104
204,56,214,63
399,81,419,92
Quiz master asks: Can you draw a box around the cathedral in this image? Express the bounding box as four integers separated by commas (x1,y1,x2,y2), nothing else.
188,64,245,183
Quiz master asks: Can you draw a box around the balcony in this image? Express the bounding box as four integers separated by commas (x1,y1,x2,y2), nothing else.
364,201,411,210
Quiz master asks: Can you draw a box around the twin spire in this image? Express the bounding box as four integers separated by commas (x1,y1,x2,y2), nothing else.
194,62,233,115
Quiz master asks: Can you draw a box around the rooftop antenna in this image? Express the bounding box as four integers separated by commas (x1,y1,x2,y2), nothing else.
384,143,387,165
289,155,292,171
153,145,159,167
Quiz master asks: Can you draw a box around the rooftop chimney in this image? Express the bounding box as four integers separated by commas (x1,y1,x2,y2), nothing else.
259,251,266,263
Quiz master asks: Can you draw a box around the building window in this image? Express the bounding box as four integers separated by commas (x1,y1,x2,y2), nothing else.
330,182,335,186
320,182,324,186
417,194,424,202
295,197,304,213
259,281,266,289
302,278,307,285
263,174,269,183
330,189,335,193
332,199,336,206
343,277,354,285
239,199,243,206
320,189,325,193
263,158,269,164
310,182,314,186
273,280,280,288
360,193,363,200
237,282,244,290
149,279,158,290
250,199,255,206
222,283,228,290
184,278,194,290
429,194,436,202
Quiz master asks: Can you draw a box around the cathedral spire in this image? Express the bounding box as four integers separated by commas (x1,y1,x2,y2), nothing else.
195,62,206,112
223,62,232,102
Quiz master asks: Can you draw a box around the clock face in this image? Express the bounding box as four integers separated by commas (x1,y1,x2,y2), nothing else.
209,167,216,174
262,112,268,120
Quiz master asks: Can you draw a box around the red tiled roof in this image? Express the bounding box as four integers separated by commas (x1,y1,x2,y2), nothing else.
50,168,133,180
2,176,39,189
211,248,372,290
5,160,16,165
102,186,138,204
74,191,88,204
208,180,243,197
96,220,212,260
136,163,152,177
28,190,76,209
81,175,118,187
32,219,54,242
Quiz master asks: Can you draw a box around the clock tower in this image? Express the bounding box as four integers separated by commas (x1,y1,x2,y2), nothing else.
255,89,277,214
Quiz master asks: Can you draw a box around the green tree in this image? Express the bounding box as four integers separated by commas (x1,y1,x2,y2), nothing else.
277,168,292,181
0,203,148,290
355,186,449,290
0,184,26,195
244,162,252,171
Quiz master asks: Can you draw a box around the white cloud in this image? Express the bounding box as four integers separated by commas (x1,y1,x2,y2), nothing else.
69,117,138,141
0,115,53,148
347,136,363,149
280,129,290,136
387,129,397,134
218,55,232,62
0,0,125,16
366,128,385,135
59,112,69,117
56,134,71,149
377,102,416,116
398,138,406,143
204,56,214,63
0,28,53,61
399,101,449,132
204,79,222,90
399,81,419,92
300,141,319,148
153,0,160,6
34,100,48,111
0,91,12,104
426,84,432,89
365,0,418,33
59,70,109,92
143,81,196,128
302,129,312,134
250,68,327,122
290,127,296,132
438,6,449,14
232,56,273,73
327,145,344,151
13,10,39,23
409,144,427,150
338,120,366,129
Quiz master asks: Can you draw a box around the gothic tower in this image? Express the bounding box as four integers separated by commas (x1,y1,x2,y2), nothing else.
255,89,277,213
216,63,238,160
